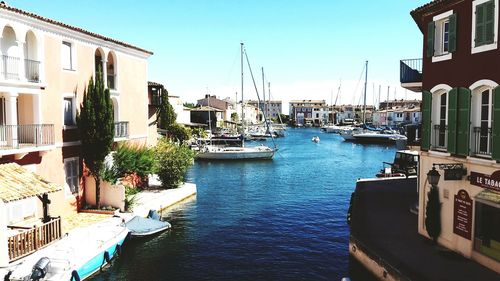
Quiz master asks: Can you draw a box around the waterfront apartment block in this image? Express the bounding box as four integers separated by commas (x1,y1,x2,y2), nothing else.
371,105,421,127
0,0,152,251
289,100,329,126
247,100,282,119
403,0,500,273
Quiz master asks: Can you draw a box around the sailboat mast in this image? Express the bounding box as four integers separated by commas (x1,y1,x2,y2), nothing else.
386,86,390,127
241,42,245,146
362,60,368,124
262,67,266,123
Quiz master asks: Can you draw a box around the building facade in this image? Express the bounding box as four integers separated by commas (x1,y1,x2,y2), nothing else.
247,100,282,119
0,3,152,221
289,100,329,126
403,0,500,273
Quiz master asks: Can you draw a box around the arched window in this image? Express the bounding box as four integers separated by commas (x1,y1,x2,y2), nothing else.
25,31,40,82
471,87,493,156
431,90,448,150
106,52,116,90
1,26,20,80
94,48,104,79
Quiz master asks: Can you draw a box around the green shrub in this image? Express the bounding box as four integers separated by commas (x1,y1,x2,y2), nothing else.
113,143,155,179
124,185,140,211
168,123,192,143
155,139,195,189
191,127,207,138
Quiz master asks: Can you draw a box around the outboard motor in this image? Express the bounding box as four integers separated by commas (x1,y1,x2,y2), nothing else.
29,257,50,281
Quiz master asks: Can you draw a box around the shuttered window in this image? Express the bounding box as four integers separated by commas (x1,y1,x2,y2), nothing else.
456,88,471,156
449,13,457,52
427,22,435,58
447,88,458,154
475,0,495,46
422,91,432,150
492,86,500,160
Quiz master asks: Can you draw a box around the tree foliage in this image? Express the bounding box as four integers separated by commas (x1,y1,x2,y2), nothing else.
425,185,441,243
157,88,176,130
168,123,192,143
76,71,114,208
154,138,195,189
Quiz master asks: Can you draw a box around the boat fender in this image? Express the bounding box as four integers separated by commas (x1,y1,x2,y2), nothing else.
103,251,111,263
114,243,122,256
71,270,81,281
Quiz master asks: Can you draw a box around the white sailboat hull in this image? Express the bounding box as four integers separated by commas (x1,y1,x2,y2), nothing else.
196,145,275,160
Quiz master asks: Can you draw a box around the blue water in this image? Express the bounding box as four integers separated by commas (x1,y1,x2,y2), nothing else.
91,128,397,281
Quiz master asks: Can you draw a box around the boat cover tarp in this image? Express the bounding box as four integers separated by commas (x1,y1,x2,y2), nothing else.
125,216,171,235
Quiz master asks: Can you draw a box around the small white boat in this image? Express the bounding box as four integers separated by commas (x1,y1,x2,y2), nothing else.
320,124,341,133
125,210,171,237
196,145,275,160
311,136,320,143
9,217,128,281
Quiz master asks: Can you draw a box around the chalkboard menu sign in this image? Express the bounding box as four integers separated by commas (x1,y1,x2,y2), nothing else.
453,189,472,240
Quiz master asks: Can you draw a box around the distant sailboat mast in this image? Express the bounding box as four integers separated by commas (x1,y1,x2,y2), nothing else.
362,60,368,124
240,42,245,146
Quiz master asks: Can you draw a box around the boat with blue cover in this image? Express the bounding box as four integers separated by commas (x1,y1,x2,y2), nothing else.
125,210,171,237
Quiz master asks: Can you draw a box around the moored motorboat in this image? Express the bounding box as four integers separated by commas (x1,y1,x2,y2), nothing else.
125,213,171,237
8,217,128,281
196,145,275,160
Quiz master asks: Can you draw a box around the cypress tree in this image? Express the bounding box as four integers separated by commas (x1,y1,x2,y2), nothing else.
425,185,442,244
76,71,114,209
157,87,176,130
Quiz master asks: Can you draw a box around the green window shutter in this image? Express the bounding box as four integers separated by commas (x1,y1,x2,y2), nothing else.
447,88,458,154
427,21,435,58
492,86,500,160
476,2,486,46
456,87,471,156
422,91,432,150
485,0,495,44
449,13,457,53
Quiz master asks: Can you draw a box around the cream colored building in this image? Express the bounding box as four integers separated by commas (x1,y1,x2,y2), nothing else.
0,3,153,223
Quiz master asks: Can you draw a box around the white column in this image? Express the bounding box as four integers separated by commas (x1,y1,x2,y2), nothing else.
102,59,107,88
16,40,26,82
0,201,9,267
5,92,18,147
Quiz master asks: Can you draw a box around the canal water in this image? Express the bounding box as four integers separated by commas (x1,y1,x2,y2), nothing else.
91,128,397,281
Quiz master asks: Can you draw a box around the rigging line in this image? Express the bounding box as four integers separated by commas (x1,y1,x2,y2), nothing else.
351,63,366,105
244,47,277,150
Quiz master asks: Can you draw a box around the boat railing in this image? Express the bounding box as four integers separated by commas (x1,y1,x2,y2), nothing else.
471,126,492,157
7,217,62,262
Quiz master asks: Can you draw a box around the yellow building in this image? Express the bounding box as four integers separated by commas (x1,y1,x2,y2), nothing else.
0,3,153,221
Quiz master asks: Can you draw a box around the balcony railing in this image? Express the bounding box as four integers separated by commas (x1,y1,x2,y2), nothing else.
8,217,62,262
1,55,20,80
400,58,422,84
0,124,55,150
432,124,447,150
107,74,116,90
25,59,41,82
472,126,492,157
114,121,129,138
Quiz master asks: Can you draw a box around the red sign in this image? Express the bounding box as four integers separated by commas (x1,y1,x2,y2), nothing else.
453,189,472,240
469,171,500,192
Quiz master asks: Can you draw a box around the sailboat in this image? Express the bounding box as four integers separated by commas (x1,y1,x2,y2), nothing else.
195,43,276,160
339,61,407,144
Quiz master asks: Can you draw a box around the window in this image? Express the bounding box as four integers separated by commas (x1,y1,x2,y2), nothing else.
471,88,493,156
63,96,76,126
62,41,73,70
64,158,79,194
438,93,447,148
7,198,36,224
428,10,456,62
472,0,498,53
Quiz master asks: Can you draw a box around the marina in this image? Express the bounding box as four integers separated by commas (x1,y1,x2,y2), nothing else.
88,128,396,281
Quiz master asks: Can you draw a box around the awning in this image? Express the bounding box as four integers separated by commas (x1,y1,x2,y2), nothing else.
475,189,500,208
0,163,61,203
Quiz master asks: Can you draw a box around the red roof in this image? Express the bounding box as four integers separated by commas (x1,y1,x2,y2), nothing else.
0,2,153,55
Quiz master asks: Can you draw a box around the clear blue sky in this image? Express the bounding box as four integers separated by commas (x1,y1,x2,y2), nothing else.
10,0,429,110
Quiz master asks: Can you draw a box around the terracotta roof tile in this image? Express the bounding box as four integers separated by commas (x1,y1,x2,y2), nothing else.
0,163,62,203
0,2,153,56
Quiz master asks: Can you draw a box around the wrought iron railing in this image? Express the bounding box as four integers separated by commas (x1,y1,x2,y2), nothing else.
8,217,62,262
400,58,422,83
472,126,492,156
0,124,55,149
25,59,40,82
107,74,116,90
114,121,129,138
432,124,447,150
1,55,20,80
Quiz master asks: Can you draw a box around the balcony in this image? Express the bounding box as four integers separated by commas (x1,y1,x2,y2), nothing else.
114,121,129,139
400,58,422,92
8,217,62,262
432,124,447,150
0,55,41,83
471,126,492,157
107,74,116,90
0,124,55,152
